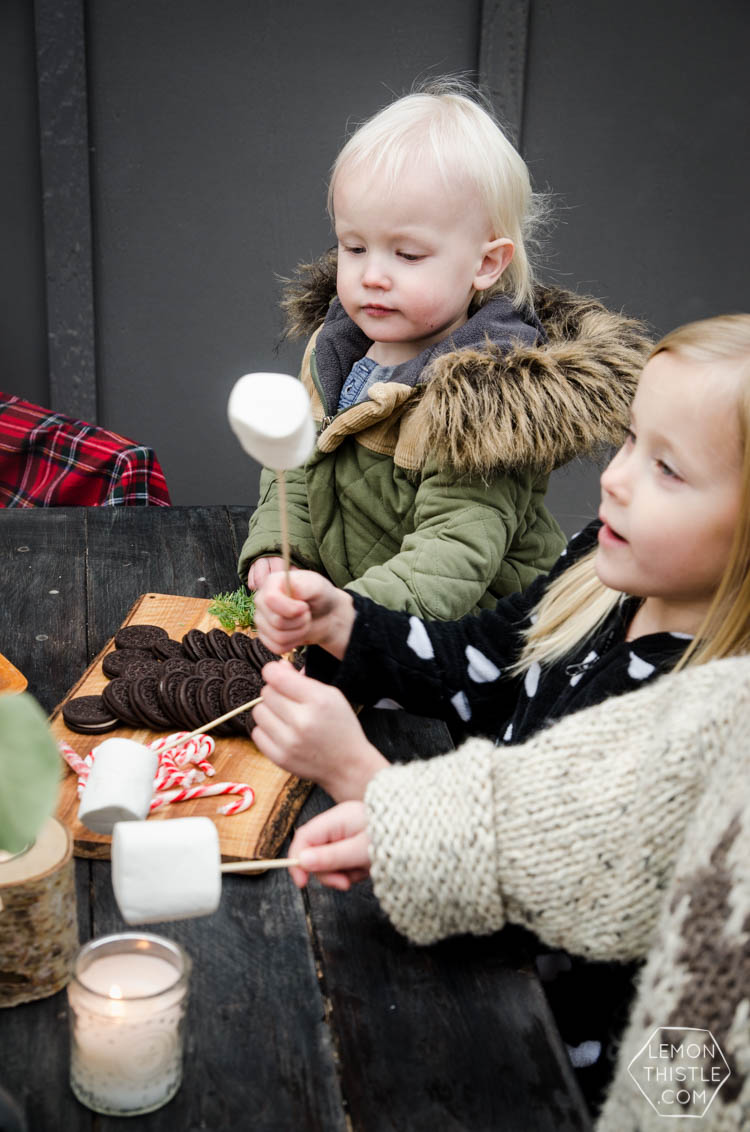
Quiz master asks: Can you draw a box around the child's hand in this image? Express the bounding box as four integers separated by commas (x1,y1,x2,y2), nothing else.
246,556,292,591
251,661,388,801
288,802,372,890
254,571,355,659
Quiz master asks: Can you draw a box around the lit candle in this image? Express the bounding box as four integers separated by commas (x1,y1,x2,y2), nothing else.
67,933,190,1116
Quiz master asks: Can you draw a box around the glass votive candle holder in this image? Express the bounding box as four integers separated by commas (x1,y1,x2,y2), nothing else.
67,932,191,1116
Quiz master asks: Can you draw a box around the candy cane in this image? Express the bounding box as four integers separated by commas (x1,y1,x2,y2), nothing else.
150,781,255,815
62,734,253,818
58,741,90,779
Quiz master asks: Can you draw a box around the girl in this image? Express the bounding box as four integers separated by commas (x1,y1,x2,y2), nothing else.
251,313,750,804
251,311,750,1124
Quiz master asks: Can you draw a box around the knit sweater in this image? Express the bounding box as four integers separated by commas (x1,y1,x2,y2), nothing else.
365,656,750,1130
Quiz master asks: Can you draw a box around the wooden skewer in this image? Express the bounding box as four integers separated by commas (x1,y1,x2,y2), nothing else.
274,467,296,662
276,467,293,598
158,695,263,753
221,857,300,874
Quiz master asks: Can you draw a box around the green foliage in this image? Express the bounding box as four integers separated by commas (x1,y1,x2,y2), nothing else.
0,693,61,854
208,588,256,632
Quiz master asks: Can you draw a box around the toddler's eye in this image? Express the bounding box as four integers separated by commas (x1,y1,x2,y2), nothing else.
397,252,424,262
340,243,365,255
657,460,680,480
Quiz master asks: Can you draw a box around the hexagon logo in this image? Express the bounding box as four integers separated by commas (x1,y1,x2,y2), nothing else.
628,1027,730,1118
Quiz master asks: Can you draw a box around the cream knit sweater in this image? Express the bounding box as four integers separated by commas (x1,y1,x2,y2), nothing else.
366,656,750,1130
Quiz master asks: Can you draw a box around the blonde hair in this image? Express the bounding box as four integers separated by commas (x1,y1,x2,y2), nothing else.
327,78,546,311
516,313,750,674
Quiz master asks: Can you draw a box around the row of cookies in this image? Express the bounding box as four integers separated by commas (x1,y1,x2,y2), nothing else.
62,624,288,738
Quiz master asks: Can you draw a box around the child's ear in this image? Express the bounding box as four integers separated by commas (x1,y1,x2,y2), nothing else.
474,238,514,291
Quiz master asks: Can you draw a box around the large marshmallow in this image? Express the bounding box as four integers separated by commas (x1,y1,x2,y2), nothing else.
227,372,316,470
78,738,159,835
112,816,222,924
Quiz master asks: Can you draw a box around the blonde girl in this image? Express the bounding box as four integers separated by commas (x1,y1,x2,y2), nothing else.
249,313,750,804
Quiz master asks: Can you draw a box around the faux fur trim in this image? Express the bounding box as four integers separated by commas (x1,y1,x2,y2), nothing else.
281,253,652,475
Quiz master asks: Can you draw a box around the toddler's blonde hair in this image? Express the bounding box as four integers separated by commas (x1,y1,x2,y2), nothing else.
327,78,545,311
516,313,750,674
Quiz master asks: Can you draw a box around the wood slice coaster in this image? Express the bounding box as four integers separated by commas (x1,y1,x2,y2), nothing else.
0,818,78,1006
51,593,312,862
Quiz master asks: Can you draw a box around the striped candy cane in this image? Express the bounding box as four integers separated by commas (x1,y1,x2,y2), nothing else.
150,780,255,815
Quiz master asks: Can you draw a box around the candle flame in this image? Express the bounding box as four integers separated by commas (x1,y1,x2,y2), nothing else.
109,984,123,999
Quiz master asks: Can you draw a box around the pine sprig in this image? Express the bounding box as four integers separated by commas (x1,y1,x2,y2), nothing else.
208,588,255,631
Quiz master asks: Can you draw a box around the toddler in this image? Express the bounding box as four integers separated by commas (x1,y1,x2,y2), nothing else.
239,79,648,619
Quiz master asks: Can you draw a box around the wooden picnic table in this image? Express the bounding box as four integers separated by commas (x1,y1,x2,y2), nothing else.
0,506,591,1131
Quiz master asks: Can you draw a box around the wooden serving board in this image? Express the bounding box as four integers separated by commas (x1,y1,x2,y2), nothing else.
0,650,28,694
51,593,312,861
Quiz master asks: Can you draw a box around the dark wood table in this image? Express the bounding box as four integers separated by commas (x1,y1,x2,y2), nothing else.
0,507,591,1131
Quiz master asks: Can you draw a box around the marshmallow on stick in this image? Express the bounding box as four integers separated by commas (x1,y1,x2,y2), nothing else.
227,372,315,594
113,817,222,924
111,817,299,924
77,738,159,835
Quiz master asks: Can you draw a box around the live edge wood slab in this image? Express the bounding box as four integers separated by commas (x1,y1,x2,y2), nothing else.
50,592,311,861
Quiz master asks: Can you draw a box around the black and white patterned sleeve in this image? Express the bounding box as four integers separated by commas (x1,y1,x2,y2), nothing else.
304,520,601,730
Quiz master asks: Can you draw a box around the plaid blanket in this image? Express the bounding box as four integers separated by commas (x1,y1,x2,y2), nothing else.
0,393,171,507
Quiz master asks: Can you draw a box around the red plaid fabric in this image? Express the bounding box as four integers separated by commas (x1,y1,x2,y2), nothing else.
0,393,171,507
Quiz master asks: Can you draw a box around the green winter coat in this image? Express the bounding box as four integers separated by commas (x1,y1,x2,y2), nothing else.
238,255,650,619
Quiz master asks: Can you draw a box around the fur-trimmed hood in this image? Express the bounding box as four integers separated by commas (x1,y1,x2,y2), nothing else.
281,251,652,476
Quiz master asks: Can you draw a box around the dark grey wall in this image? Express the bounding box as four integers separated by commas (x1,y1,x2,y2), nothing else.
86,0,480,507
1,1,48,406
3,1,750,535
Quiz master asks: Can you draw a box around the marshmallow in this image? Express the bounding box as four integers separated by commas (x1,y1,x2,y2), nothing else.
227,372,316,470
111,816,221,924
78,739,159,835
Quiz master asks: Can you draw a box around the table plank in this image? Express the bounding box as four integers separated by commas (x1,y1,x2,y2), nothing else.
83,506,252,658
295,709,593,1131
85,861,348,1131
0,509,87,712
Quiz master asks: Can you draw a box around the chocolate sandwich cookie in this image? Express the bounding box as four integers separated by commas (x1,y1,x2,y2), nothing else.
223,658,256,681
228,631,256,664
102,678,143,728
62,694,120,734
130,675,174,731
102,648,153,678
206,628,233,661
152,638,189,661
114,624,169,650
221,671,263,734
176,675,206,729
163,657,195,677
182,629,211,661
158,670,188,725
194,657,226,680
249,637,280,669
118,657,163,682
197,676,234,736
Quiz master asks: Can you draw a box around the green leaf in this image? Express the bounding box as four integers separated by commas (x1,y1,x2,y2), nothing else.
0,693,61,854
208,588,255,632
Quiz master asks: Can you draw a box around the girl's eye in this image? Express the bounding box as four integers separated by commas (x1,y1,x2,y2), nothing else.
340,243,365,255
397,252,424,262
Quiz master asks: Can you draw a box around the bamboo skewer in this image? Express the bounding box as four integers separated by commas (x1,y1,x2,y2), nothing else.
220,857,300,874
158,695,263,753
276,467,293,599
